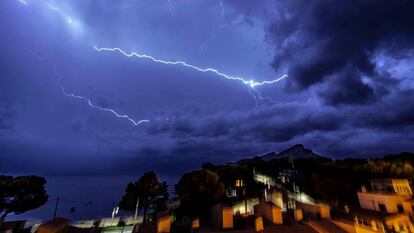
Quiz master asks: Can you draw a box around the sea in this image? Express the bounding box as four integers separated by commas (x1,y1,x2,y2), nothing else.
5,174,179,222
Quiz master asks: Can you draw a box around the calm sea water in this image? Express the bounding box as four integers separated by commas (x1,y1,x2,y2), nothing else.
6,174,179,221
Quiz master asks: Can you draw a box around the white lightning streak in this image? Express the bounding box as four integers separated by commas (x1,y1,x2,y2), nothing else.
200,34,216,58
57,75,149,126
94,46,287,88
16,0,287,125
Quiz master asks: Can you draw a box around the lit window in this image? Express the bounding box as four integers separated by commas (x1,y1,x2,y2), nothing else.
235,179,244,187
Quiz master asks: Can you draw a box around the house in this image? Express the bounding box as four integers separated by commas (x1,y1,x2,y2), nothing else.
334,178,414,233
358,179,414,216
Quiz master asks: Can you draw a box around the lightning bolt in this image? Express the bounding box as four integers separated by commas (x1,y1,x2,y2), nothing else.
57,73,149,126
200,34,217,58
93,46,287,88
200,0,224,57
15,0,288,126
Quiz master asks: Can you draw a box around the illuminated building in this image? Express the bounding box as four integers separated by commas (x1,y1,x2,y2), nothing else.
334,179,414,233
358,179,414,216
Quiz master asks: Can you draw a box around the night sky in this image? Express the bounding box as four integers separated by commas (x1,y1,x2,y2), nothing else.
1,0,414,174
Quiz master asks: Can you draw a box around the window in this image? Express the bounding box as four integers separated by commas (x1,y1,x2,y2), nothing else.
378,204,387,212
235,179,244,187
397,204,404,213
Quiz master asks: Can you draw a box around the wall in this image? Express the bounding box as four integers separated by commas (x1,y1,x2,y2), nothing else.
211,204,233,231
258,200,282,224
232,198,259,215
357,192,407,213
270,192,283,209
302,203,330,219
156,215,171,233
222,207,233,230
391,179,412,196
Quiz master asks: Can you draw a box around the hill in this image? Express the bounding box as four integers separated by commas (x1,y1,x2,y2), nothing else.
262,144,323,161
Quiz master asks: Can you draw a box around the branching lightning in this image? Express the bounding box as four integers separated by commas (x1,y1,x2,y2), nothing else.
200,34,217,58
93,46,287,88
15,0,288,126
198,0,279,106
200,1,243,59
57,73,149,126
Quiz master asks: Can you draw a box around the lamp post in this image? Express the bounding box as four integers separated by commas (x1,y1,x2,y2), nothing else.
134,197,140,220
112,204,119,225
53,196,60,219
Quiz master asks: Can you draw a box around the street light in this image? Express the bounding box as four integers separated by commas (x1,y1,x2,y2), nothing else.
134,197,140,220
112,206,119,225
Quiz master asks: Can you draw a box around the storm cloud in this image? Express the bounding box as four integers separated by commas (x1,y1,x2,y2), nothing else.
267,0,414,105
0,0,414,174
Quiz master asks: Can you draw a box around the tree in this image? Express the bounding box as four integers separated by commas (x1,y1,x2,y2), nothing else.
0,175,48,219
175,169,225,221
119,172,169,223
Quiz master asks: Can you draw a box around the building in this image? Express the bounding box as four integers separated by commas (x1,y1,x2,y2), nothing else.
358,179,414,216
340,178,414,233
370,179,413,196
256,200,283,224
350,207,414,233
231,198,259,215
253,171,275,188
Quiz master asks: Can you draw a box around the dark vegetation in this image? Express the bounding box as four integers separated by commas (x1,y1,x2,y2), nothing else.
175,169,225,222
0,175,48,219
119,171,169,223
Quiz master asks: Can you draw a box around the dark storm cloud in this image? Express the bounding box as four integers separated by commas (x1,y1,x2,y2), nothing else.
266,0,414,105
317,68,376,106
146,85,414,158
356,89,414,129
1,0,414,174
146,100,344,145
